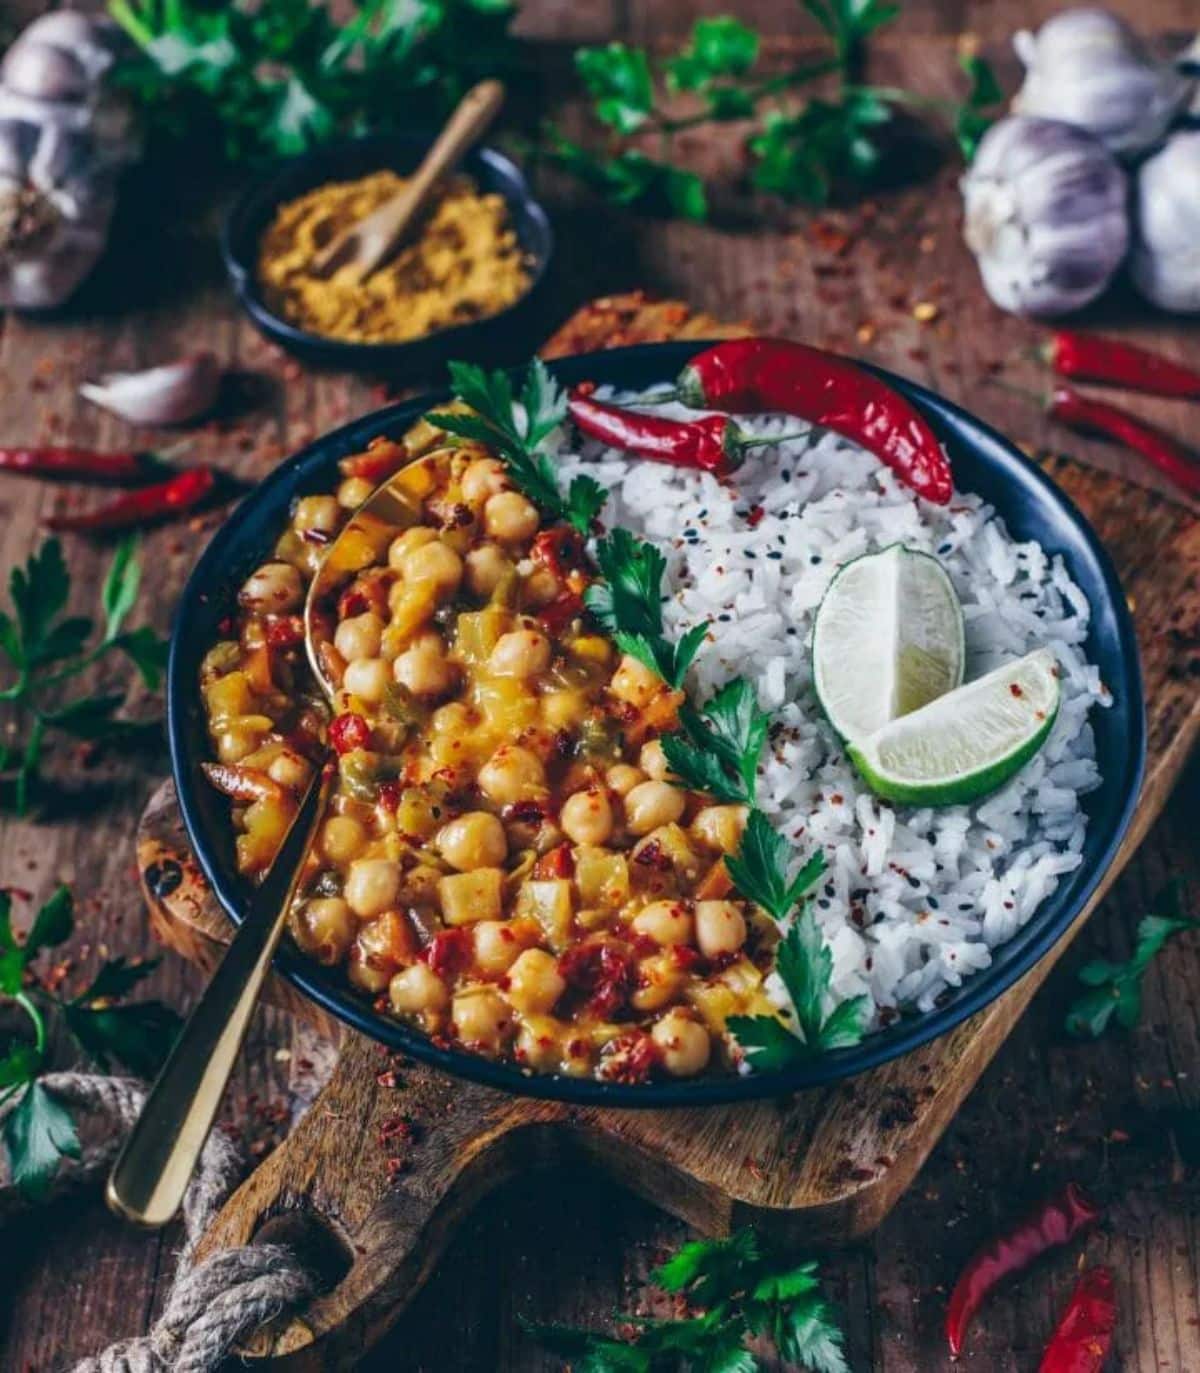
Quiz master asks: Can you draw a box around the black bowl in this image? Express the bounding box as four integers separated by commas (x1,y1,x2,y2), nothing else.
169,342,1146,1107
220,132,553,374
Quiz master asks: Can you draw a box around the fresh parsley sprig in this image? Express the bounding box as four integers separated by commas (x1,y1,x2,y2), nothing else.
1065,881,1195,1039
0,887,182,1198
0,536,168,815
525,1226,850,1373
428,360,606,538
664,679,772,805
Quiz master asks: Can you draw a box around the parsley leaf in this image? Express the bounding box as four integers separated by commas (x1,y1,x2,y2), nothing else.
953,53,1003,160
63,999,181,1078
2,1081,80,1201
679,678,770,803
655,1227,760,1303
576,43,654,134
725,812,825,924
667,17,760,92
101,534,142,642
1066,882,1195,1039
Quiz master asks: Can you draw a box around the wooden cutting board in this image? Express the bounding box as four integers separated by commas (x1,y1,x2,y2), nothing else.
136,300,1200,1369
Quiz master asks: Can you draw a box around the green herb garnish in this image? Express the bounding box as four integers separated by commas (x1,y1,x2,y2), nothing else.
428,360,606,538
1065,881,1195,1039
525,1226,850,1373
0,887,182,1198
664,678,771,805
0,536,168,814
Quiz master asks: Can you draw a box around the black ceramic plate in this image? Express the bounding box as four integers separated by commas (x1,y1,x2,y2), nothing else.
221,133,553,374
169,342,1146,1107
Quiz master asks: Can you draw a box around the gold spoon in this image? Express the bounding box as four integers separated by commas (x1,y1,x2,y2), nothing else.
106,456,434,1227
312,80,506,284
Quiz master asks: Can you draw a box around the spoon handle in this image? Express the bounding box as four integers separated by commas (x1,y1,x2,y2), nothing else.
106,761,335,1228
320,79,506,284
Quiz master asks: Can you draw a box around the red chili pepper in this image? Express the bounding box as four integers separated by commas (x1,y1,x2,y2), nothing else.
568,389,801,477
945,1182,1100,1358
531,527,586,577
0,446,165,482
329,712,370,755
675,338,953,504
1046,330,1200,400
1049,386,1200,499
44,466,215,533
1038,1267,1116,1373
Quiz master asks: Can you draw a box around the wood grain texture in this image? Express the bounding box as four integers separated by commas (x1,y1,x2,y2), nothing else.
134,374,1200,1364
3,1,1199,1366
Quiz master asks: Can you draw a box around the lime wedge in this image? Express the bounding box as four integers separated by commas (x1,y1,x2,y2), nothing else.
847,649,1061,805
812,544,965,741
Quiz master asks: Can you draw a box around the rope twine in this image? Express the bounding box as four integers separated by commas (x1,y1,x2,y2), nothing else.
0,1073,317,1372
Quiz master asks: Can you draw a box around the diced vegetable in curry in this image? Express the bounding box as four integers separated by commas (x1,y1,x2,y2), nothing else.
200,431,781,1082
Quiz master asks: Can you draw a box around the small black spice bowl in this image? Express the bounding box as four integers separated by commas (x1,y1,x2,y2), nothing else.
220,131,553,375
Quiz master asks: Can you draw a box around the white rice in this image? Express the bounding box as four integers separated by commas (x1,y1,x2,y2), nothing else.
547,395,1110,1030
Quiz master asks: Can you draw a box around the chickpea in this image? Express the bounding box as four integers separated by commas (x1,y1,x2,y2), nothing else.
484,490,539,543
343,656,390,704
401,539,463,598
393,643,457,698
639,739,672,782
337,475,373,509
651,1009,711,1077
515,1016,563,1072
473,919,525,975
461,456,510,505
631,900,693,947
690,804,748,855
267,748,312,790
559,788,614,847
540,688,585,730
321,814,367,866
505,948,566,1015
292,897,355,965
605,763,645,798
344,857,401,918
334,612,384,663
438,811,508,871
630,951,684,1012
387,526,437,570
240,562,302,614
478,745,546,805
695,900,748,957
432,702,473,735
464,543,513,598
348,910,415,993
623,780,686,836
293,494,342,538
522,566,559,608
610,653,662,709
451,987,513,1054
389,963,449,1016
488,629,551,679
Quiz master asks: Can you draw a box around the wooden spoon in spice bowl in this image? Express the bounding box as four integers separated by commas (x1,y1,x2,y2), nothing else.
311,79,507,285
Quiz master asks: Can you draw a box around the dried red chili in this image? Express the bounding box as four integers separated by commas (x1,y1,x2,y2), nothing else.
329,712,370,755
44,465,215,533
0,445,163,482
945,1182,1100,1358
568,388,802,477
674,338,953,504
1046,330,1200,400
559,940,634,1018
1049,386,1200,499
1038,1266,1116,1373
421,928,472,978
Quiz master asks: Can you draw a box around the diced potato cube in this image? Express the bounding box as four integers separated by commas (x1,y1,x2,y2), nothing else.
438,868,504,925
455,607,513,665
610,653,663,709
473,677,537,734
516,878,574,950
632,823,703,882
574,847,630,910
205,670,257,721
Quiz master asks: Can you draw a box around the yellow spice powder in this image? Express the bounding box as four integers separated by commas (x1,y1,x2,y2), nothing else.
257,170,532,344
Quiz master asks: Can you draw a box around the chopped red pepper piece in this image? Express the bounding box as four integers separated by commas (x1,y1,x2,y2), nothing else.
329,712,371,755
421,928,472,978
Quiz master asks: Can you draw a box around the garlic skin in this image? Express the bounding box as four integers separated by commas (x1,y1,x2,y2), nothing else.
961,116,1128,318
0,13,140,310
1012,8,1192,158
1131,131,1200,313
80,353,223,426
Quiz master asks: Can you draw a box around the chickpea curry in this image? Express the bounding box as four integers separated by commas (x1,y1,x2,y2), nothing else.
199,426,783,1083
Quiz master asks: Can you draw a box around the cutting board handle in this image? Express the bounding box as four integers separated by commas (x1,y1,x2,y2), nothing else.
193,1032,567,1366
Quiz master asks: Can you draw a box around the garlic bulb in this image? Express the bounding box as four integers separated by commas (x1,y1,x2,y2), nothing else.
1012,8,1192,158
961,116,1128,318
0,12,140,311
1131,131,1200,313
80,353,223,426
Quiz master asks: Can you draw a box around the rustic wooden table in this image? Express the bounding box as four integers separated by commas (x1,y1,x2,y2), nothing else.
2,1,1198,1368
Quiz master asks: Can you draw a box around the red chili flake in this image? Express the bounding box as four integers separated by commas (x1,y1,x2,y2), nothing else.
376,1069,400,1089
265,615,303,648
532,526,585,576
377,781,403,812
560,941,635,1018
633,839,672,871
745,504,765,528
599,1030,659,1084
329,712,370,754
339,588,370,618
1010,683,1024,697
670,945,704,972
421,928,472,978
385,1156,411,1178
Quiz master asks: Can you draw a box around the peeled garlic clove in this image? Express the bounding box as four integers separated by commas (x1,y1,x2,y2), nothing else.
1012,8,1193,158
1131,131,1200,314
79,353,222,426
0,39,89,104
961,116,1128,318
